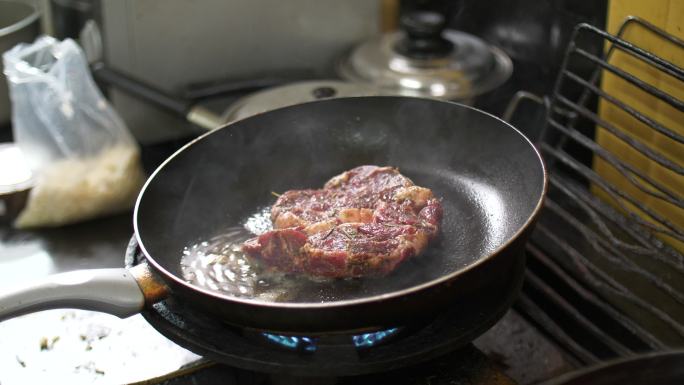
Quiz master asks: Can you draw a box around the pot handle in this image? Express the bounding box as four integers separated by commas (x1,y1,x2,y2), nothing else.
0,268,145,322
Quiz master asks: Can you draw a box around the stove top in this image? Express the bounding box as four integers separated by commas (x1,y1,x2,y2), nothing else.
0,203,573,385
125,237,521,376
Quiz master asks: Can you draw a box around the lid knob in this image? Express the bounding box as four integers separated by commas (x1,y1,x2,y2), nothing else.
394,11,454,60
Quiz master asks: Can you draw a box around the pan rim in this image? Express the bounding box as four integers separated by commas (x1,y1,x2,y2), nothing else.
133,96,548,309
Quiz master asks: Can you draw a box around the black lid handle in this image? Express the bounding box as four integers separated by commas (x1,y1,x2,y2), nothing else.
394,11,454,60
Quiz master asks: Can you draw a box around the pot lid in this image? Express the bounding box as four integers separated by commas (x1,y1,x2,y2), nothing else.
221,80,377,123
337,11,512,100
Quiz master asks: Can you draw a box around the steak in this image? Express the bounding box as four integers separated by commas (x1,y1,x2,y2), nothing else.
242,166,442,278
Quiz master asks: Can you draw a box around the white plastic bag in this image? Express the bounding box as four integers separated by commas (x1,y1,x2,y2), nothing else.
3,36,145,228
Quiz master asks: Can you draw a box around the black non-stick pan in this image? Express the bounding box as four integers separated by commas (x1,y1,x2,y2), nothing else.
0,96,546,336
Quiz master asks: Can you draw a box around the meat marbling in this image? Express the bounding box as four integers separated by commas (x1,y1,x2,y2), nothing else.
242,166,442,278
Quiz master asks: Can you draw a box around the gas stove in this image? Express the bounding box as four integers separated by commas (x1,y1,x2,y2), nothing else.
2,0,683,383
125,238,550,379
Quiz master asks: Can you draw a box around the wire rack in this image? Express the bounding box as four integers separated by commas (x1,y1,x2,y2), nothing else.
509,17,684,366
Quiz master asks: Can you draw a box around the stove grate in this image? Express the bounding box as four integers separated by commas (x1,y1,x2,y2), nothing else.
509,16,684,365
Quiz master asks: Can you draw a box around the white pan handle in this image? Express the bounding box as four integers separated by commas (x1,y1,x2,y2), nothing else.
0,268,145,322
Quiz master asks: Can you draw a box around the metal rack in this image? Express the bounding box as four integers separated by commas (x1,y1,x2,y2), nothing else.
510,17,684,365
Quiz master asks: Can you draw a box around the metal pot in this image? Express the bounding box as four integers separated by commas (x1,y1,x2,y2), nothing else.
0,0,41,126
337,11,513,104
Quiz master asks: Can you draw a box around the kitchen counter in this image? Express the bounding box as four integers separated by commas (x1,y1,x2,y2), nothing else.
0,133,195,284
0,213,205,384
1,213,132,283
0,138,206,384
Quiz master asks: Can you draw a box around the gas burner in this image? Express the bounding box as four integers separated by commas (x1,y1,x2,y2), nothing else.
260,333,317,352
351,328,401,349
252,327,403,353
124,237,516,376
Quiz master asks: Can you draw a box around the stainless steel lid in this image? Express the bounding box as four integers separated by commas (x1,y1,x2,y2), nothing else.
221,80,377,123
337,11,512,100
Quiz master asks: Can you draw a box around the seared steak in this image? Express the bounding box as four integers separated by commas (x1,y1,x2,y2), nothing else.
242,166,442,278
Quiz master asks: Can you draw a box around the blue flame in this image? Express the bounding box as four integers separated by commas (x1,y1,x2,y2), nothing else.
261,327,400,352
262,333,317,352
352,328,400,348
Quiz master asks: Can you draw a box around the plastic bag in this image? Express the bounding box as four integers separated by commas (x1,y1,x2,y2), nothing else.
3,36,145,228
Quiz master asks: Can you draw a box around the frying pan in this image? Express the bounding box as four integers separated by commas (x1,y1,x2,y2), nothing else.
0,96,546,335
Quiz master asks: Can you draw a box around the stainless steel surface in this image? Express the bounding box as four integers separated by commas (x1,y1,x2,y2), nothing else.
221,80,377,123
338,30,512,102
101,0,382,143
0,0,41,125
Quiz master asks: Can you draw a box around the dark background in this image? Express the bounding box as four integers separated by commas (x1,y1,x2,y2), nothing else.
403,0,607,108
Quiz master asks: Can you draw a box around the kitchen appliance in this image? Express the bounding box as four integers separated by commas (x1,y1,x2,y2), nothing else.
0,0,41,126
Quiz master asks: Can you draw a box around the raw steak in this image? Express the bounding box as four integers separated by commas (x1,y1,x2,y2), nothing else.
242,166,442,278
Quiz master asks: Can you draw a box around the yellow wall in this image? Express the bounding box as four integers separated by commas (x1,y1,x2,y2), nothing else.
594,0,683,251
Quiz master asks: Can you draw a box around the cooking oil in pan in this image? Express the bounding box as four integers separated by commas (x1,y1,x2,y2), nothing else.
180,207,299,302
179,205,369,303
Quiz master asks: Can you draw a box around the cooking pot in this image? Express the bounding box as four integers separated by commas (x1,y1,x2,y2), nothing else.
0,0,41,126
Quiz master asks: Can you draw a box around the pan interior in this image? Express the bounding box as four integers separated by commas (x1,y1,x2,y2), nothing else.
135,97,545,304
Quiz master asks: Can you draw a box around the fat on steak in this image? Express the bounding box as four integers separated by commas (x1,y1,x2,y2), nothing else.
242,166,442,278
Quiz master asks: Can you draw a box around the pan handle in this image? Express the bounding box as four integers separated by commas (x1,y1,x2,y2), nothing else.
91,64,224,130
502,91,548,123
91,64,191,117
0,268,145,322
